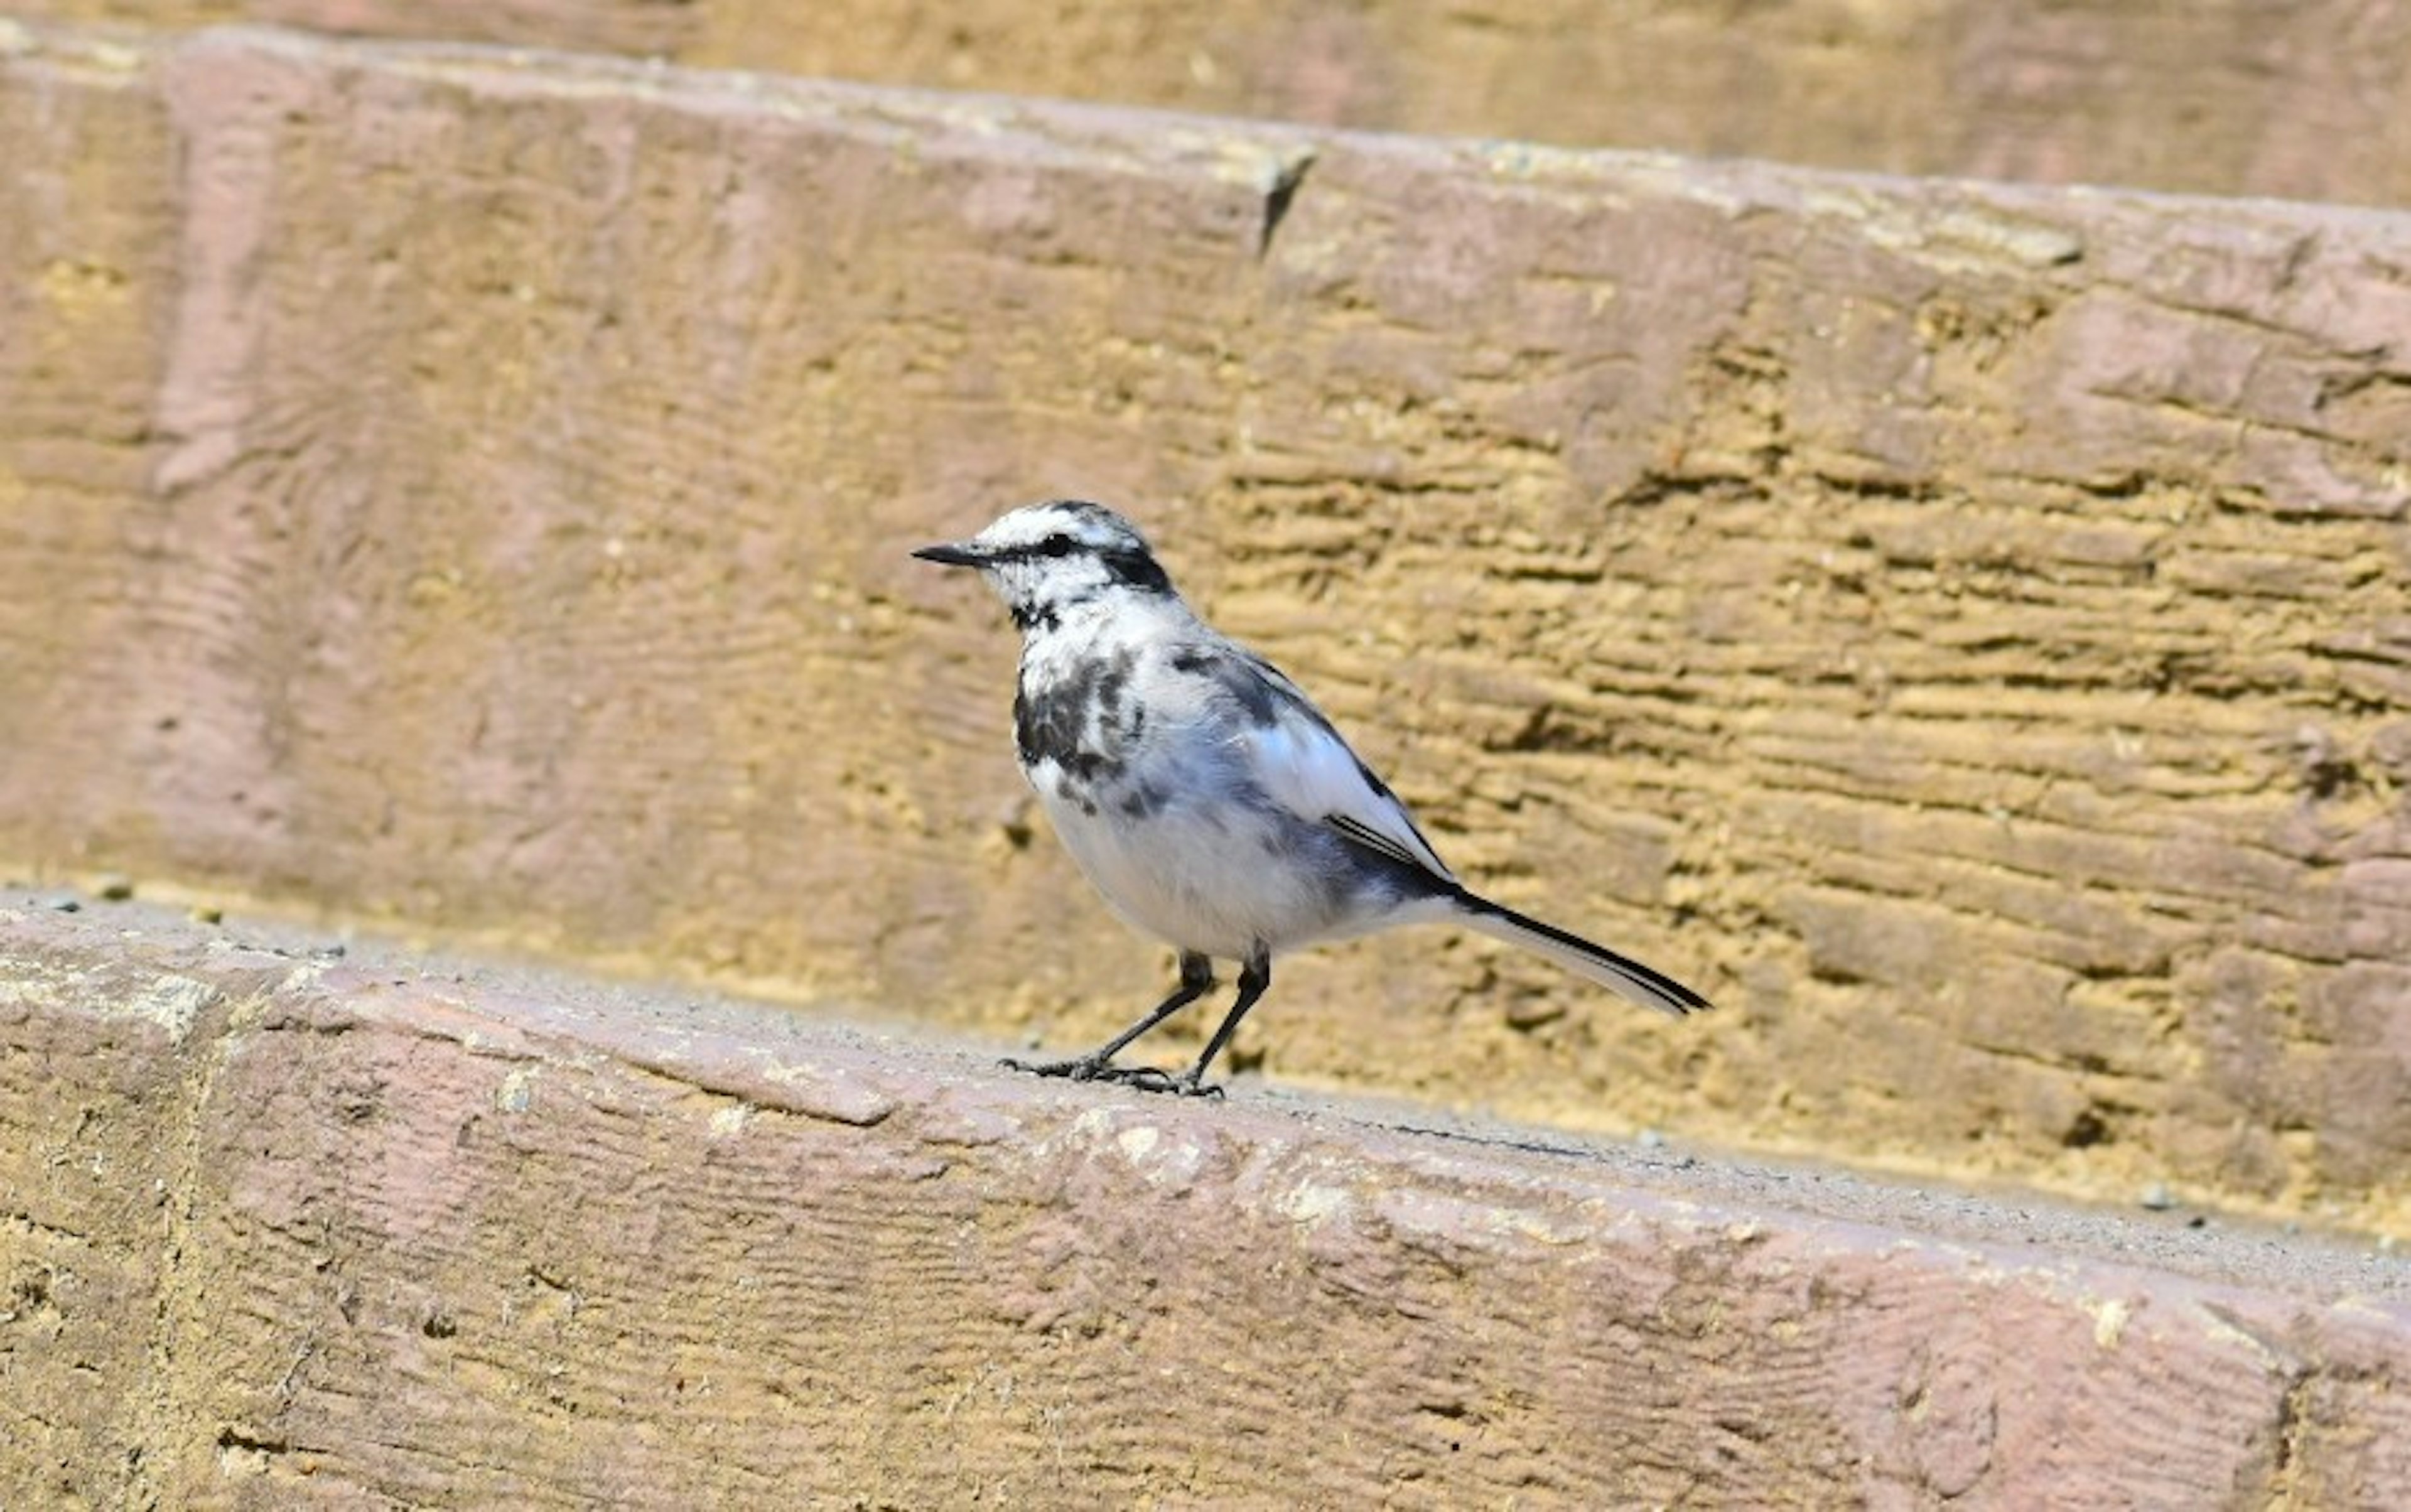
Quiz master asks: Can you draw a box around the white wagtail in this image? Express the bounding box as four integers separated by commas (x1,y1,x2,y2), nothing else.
915,500,1710,1096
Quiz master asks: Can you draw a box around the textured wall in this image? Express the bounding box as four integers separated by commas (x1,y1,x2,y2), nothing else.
1,24,2408,1233
9,1,2411,205
6,901,2407,1506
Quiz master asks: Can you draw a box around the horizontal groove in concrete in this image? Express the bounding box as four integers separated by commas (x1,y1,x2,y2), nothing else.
3,896,2408,1504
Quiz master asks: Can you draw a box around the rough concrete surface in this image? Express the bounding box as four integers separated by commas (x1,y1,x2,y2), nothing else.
9,1,2411,207
0,18,2401,1234
3,896,2408,1507
1,23,2408,1234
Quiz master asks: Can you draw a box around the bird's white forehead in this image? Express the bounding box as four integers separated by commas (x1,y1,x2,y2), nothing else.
973,499,1149,553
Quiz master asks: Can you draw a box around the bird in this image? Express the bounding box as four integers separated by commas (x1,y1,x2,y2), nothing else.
913,499,1710,1096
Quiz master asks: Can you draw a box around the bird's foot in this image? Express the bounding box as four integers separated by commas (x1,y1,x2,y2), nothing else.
1001,1056,1225,1099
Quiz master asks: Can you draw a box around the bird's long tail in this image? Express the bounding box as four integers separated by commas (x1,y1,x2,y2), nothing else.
1452,889,1710,1017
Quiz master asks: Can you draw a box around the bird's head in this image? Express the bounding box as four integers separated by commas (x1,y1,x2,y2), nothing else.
913,500,1177,632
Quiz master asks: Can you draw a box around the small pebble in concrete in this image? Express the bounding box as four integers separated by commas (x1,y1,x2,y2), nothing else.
95,873,134,901
43,895,82,913
2139,1182,2176,1211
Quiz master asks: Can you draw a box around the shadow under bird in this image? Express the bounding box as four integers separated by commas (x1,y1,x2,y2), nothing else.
914,500,1710,1096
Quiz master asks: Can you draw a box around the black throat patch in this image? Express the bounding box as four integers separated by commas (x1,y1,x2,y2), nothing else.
1015,644,1140,786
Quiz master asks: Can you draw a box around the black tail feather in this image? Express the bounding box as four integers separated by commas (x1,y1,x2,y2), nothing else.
1452,888,1710,1017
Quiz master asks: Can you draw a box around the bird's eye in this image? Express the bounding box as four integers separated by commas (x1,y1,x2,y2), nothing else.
1028,534,1082,558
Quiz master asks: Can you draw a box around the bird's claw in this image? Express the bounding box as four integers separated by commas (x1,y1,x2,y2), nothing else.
1000,1056,1224,1098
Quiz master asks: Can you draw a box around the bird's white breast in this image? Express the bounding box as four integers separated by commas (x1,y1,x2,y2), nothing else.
1018,624,1377,960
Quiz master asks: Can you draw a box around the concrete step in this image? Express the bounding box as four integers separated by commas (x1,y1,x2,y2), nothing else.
4,21,2408,1234
4,893,2407,1504
3,1,2406,206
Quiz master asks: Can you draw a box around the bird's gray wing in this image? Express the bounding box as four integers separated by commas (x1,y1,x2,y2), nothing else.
1200,645,1459,886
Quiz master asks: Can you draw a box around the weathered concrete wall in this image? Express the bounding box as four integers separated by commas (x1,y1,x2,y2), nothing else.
4,899,2407,1506
0,24,180,842
11,1,2411,207
1,23,2408,1232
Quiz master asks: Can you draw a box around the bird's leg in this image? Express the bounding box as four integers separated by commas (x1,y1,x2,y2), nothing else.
1004,951,1215,1086
1172,946,1271,1098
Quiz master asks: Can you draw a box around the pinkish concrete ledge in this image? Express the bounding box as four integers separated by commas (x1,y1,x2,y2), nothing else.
4,895,2406,1505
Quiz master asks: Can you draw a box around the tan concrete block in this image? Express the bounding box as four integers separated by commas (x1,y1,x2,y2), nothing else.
1,24,2407,1230
0,31,181,866
0,909,302,1502
4,899,2408,1505
12,4,2411,206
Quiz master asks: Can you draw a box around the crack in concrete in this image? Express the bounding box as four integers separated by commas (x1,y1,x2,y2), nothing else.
1257,148,1316,259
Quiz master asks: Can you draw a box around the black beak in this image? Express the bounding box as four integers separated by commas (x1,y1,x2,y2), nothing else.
911,541,986,568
